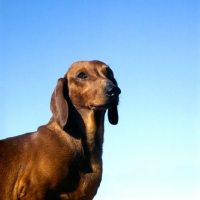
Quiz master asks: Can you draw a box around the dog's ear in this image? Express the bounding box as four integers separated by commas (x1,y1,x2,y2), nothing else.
108,73,120,125
108,106,118,125
50,78,68,128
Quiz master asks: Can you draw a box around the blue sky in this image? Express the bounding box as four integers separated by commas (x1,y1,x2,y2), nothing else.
0,1,199,199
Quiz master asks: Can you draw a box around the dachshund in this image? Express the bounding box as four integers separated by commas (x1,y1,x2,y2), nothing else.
0,60,121,200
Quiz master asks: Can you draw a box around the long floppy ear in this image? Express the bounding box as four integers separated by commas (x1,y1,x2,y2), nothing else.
108,73,119,125
50,78,68,128
108,106,118,125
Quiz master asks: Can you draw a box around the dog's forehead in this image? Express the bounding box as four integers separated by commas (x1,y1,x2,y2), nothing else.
65,61,109,77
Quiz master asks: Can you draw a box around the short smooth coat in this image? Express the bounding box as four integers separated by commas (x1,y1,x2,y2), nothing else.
0,60,121,200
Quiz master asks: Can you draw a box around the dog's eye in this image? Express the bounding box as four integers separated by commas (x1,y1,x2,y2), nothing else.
77,72,89,80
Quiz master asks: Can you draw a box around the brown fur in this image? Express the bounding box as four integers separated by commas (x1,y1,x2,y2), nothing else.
0,60,121,200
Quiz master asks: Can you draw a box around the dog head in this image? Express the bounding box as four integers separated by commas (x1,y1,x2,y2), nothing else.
50,60,121,127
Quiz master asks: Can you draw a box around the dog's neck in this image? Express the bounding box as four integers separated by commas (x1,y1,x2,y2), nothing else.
66,107,105,148
64,107,106,172
77,108,105,148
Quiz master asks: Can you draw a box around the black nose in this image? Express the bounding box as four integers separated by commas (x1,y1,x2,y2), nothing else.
106,85,121,97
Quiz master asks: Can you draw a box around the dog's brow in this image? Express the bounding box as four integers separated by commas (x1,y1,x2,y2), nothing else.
96,65,108,78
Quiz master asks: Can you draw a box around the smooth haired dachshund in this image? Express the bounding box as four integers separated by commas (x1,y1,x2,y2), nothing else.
0,60,121,200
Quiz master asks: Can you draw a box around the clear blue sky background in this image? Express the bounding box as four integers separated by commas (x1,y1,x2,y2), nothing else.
0,1,199,199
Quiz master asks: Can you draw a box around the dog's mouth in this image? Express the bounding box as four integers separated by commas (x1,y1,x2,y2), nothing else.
89,98,119,110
